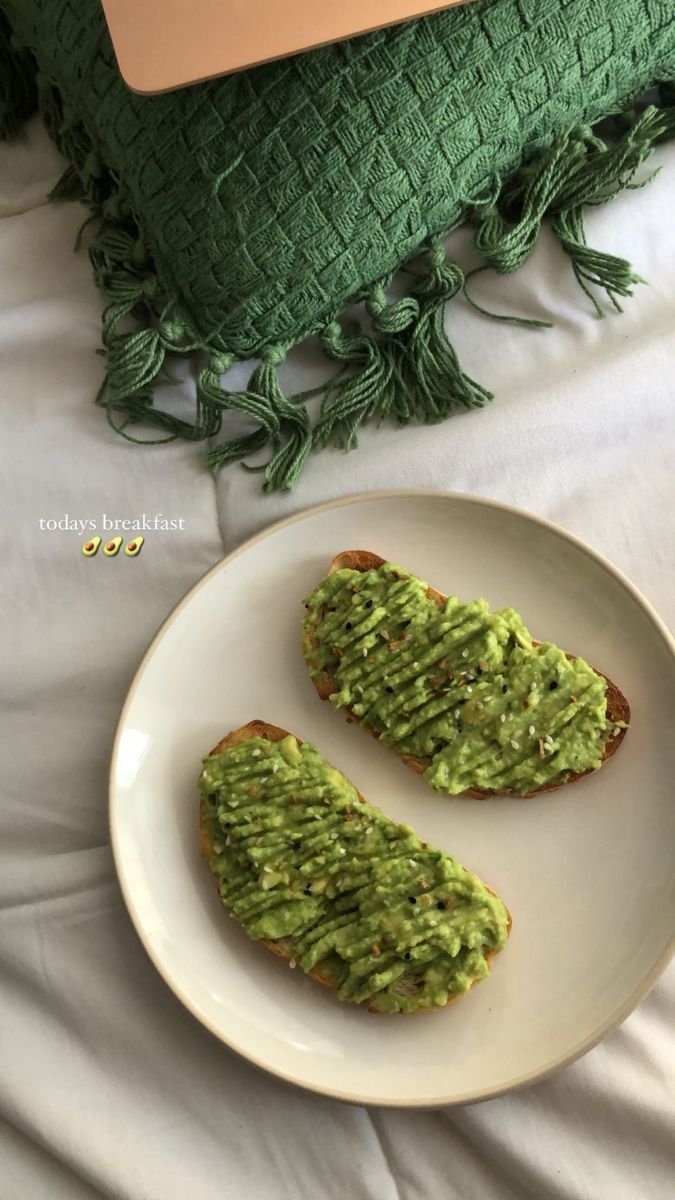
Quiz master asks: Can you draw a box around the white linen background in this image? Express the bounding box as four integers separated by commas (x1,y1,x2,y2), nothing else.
0,117,673,1200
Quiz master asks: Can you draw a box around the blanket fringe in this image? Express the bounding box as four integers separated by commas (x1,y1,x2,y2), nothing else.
1,18,673,489
471,106,672,315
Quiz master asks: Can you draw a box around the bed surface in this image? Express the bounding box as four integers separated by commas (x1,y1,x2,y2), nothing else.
1,118,673,1199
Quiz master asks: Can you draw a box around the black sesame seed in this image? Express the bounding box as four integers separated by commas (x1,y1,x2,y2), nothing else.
365,599,373,609
385,685,394,694
458,698,467,705
502,685,508,694
456,719,463,733
549,680,558,690
404,952,411,960
290,840,301,850
436,901,445,910
345,622,352,630
303,886,312,895
476,666,483,675
408,896,416,904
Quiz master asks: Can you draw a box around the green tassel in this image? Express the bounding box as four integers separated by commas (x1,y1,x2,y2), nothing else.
0,14,37,140
98,380,184,445
246,347,313,491
366,284,419,334
106,328,166,400
205,427,271,471
313,323,397,451
472,106,672,313
391,242,493,422
201,352,291,472
552,206,645,316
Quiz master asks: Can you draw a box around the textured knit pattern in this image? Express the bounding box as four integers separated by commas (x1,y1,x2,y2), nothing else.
3,0,674,357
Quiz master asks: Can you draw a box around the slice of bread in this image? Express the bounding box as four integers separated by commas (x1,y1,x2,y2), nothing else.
200,720,511,1014
303,551,630,799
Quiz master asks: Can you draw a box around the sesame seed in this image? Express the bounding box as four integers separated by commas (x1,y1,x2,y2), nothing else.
365,826,373,835
500,714,506,723
338,847,346,856
510,739,520,750
413,661,419,669
455,708,460,719
530,681,538,691
408,859,417,868
362,648,368,657
529,725,536,736
289,958,297,969
429,920,438,927
466,686,472,695
462,648,469,658
251,748,261,757
272,763,279,773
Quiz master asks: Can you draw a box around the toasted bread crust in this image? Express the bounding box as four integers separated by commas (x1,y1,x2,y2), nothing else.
306,550,630,799
201,720,510,1013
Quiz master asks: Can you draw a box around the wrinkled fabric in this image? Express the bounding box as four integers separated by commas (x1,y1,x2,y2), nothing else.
0,119,673,1200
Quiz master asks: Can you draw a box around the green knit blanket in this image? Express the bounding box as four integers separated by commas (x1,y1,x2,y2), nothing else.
1,0,674,489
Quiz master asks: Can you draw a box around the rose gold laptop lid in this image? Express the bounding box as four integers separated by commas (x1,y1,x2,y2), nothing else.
101,0,472,94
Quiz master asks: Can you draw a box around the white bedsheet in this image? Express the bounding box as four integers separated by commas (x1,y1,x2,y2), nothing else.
1,117,673,1200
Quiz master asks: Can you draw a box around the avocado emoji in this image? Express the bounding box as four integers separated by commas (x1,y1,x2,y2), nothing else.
102,535,123,557
124,536,144,557
81,535,101,557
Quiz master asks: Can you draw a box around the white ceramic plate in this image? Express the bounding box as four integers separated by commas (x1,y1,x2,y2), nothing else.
110,491,675,1107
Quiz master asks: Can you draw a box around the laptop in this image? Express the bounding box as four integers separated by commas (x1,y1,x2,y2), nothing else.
101,0,471,94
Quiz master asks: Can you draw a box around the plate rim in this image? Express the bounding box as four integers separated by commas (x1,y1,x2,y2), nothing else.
109,488,675,1108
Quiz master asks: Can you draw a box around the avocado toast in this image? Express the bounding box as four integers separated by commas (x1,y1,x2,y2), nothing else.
199,721,511,1014
303,552,630,798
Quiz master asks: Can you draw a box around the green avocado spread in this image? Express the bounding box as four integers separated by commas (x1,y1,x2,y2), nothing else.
199,735,509,1013
303,562,622,796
